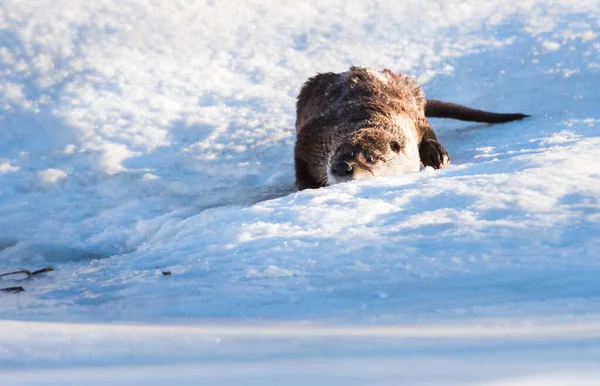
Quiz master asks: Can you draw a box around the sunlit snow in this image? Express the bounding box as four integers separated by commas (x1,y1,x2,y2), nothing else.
1,0,600,384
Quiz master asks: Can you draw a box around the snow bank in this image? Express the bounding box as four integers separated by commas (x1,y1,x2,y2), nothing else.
1,0,600,382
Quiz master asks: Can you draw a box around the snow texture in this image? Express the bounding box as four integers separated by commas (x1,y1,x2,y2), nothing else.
1,0,600,384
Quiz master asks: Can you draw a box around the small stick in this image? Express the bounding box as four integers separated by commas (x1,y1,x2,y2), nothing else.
0,286,25,293
0,267,54,279
0,269,31,279
31,267,55,276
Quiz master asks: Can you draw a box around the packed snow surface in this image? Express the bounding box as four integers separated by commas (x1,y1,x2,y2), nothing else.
1,0,600,384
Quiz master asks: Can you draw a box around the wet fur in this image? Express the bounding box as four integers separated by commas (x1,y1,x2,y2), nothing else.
294,66,444,190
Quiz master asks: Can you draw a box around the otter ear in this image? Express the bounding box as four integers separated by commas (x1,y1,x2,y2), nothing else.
390,141,401,153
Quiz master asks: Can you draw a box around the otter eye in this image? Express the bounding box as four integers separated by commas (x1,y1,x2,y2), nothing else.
365,155,375,164
390,141,401,153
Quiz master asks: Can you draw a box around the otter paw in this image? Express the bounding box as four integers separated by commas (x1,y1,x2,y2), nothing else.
419,139,450,169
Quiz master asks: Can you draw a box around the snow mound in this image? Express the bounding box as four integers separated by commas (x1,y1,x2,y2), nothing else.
1,0,600,381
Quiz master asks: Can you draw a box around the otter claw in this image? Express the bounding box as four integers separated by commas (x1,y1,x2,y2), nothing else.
419,139,450,169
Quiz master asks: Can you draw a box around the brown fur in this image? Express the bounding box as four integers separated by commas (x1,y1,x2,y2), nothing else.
294,66,445,190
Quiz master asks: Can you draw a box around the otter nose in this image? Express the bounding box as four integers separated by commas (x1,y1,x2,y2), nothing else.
332,161,353,176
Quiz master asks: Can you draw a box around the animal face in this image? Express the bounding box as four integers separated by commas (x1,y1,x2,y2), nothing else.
326,127,420,186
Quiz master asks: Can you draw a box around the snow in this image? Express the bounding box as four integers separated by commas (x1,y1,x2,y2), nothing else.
1,0,600,384
5,354,600,386
541,41,562,52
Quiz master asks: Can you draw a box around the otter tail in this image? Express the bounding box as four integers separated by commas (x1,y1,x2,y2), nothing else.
425,99,529,123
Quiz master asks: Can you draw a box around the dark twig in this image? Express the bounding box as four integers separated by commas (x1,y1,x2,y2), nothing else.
0,269,31,279
31,267,55,276
0,267,54,294
0,286,25,293
0,266,54,279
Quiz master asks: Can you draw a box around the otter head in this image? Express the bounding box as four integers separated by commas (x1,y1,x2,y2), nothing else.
326,126,420,185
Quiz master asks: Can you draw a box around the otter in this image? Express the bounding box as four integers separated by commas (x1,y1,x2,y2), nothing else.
294,66,528,190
